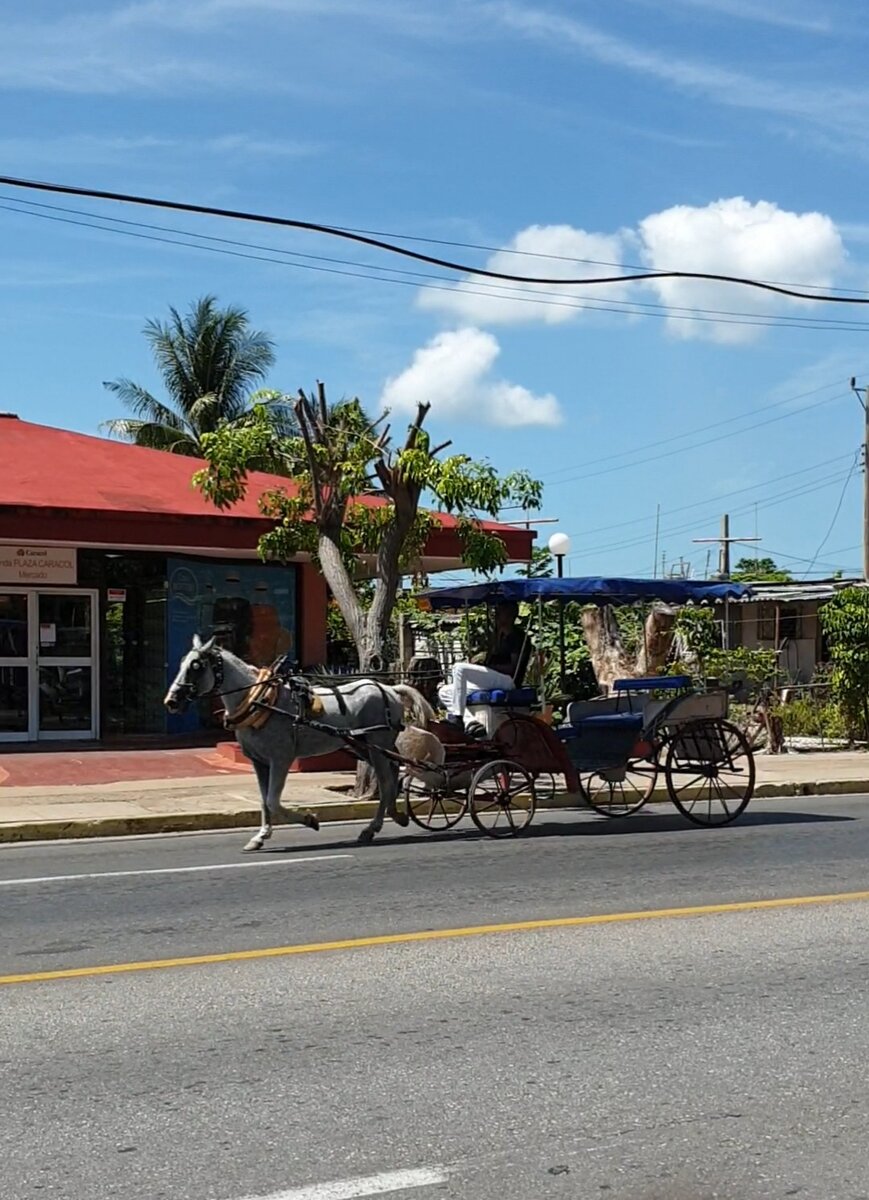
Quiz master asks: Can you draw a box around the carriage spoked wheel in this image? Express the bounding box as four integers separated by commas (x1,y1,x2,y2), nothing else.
531,771,557,806
402,775,468,831
664,719,755,826
582,758,658,817
468,759,536,838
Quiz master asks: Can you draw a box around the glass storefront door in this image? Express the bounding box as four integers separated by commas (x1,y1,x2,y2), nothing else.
0,593,29,740
0,590,98,741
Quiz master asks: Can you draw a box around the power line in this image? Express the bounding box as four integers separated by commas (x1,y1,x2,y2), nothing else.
571,452,855,540
542,376,860,481
7,199,868,337
801,454,862,578
10,194,868,331
545,391,848,489
334,224,869,297
2,173,869,304
575,468,858,558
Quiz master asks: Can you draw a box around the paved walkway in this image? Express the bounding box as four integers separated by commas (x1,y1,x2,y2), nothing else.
1,747,868,843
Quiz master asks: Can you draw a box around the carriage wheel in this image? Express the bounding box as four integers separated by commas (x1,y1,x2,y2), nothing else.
532,771,557,806
403,775,468,831
665,720,755,826
468,760,536,838
583,758,658,817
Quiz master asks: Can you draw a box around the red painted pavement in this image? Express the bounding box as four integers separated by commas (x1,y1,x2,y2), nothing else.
0,747,253,788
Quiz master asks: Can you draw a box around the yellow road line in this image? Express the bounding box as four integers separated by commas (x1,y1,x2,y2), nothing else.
4,888,869,986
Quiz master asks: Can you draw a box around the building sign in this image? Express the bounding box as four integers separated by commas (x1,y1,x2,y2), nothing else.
107,588,127,603
0,545,78,585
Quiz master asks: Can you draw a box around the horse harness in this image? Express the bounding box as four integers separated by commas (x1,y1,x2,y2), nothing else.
209,650,402,739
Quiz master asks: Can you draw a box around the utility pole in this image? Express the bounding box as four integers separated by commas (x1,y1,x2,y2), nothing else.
849,378,869,582
653,503,661,578
692,513,761,579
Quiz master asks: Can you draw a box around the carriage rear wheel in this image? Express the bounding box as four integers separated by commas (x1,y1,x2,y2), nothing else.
403,775,468,831
582,758,658,817
664,719,755,826
468,759,536,838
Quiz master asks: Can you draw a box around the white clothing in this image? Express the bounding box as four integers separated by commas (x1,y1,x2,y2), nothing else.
438,663,515,718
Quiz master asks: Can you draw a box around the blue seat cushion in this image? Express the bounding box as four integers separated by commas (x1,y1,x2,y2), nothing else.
466,686,538,707
571,711,644,732
612,675,692,692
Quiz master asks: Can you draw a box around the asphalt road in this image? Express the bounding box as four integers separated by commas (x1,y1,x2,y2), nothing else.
3,798,869,1199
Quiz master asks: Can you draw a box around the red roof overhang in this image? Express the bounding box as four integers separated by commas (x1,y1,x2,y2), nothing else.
0,418,534,565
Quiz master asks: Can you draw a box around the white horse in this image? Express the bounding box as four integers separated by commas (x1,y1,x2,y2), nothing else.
164,636,435,848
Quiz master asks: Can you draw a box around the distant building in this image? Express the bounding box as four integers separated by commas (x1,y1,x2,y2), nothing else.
723,579,868,682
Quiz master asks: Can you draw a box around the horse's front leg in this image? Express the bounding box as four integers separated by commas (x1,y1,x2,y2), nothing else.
268,757,320,834
243,755,273,852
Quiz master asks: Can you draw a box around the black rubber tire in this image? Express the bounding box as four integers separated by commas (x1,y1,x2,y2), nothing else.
468,759,536,838
665,719,755,826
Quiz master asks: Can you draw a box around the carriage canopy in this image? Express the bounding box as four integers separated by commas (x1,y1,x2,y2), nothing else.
417,576,754,610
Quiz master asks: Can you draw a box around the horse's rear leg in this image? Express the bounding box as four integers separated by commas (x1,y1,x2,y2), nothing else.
358,749,405,844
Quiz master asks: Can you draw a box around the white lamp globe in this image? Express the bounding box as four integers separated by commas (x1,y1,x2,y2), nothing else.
548,531,571,558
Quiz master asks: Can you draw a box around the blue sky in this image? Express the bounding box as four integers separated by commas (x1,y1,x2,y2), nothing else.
3,0,869,579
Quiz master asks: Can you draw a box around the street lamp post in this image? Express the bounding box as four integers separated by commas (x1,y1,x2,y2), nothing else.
548,532,571,692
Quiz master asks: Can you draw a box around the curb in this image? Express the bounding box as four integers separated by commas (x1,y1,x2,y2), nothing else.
1,780,868,844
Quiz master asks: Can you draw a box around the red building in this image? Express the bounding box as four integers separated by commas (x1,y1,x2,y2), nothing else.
0,415,533,743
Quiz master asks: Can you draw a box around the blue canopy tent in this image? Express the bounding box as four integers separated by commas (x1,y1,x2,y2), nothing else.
418,577,753,609
417,576,755,702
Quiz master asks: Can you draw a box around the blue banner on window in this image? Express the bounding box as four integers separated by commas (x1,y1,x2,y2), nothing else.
166,558,298,734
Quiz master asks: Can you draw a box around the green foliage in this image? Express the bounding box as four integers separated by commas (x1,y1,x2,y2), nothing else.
520,600,597,701
102,296,293,463
820,587,869,740
671,605,775,689
516,546,555,579
730,556,792,583
779,695,848,741
196,385,542,666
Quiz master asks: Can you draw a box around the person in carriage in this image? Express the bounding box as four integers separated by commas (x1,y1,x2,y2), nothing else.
437,599,525,729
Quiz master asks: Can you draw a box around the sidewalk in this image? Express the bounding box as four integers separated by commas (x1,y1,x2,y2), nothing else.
1,749,869,843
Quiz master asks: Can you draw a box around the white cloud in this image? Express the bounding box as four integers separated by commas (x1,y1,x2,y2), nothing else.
0,133,318,167
638,197,845,342
418,197,847,344
633,0,833,34
418,224,634,325
381,328,562,427
490,3,869,150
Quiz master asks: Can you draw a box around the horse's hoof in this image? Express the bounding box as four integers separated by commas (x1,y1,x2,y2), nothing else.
357,828,375,845
243,837,263,852
305,812,320,832
392,811,409,828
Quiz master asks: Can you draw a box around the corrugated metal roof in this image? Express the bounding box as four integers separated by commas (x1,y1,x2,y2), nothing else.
727,580,867,603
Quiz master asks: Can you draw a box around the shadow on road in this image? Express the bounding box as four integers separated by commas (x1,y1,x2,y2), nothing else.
262,805,854,855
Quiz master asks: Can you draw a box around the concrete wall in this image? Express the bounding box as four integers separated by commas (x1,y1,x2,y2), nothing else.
732,601,821,682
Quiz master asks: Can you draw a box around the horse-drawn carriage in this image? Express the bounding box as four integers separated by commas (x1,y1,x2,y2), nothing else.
404,576,756,835
165,575,756,849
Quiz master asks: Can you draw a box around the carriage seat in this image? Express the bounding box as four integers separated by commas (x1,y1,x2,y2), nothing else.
612,675,692,692
554,711,644,741
466,685,538,708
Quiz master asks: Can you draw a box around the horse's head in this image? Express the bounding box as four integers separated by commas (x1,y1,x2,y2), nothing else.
164,634,221,713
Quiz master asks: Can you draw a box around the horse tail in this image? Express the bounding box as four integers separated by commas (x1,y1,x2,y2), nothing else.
392,683,436,729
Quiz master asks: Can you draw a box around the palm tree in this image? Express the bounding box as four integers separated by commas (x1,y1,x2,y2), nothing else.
102,295,295,458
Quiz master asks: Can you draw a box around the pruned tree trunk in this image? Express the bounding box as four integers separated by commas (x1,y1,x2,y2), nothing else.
636,608,677,677
580,607,633,693
581,605,677,692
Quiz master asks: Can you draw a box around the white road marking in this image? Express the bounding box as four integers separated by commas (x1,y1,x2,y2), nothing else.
238,1168,448,1200
0,854,354,888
